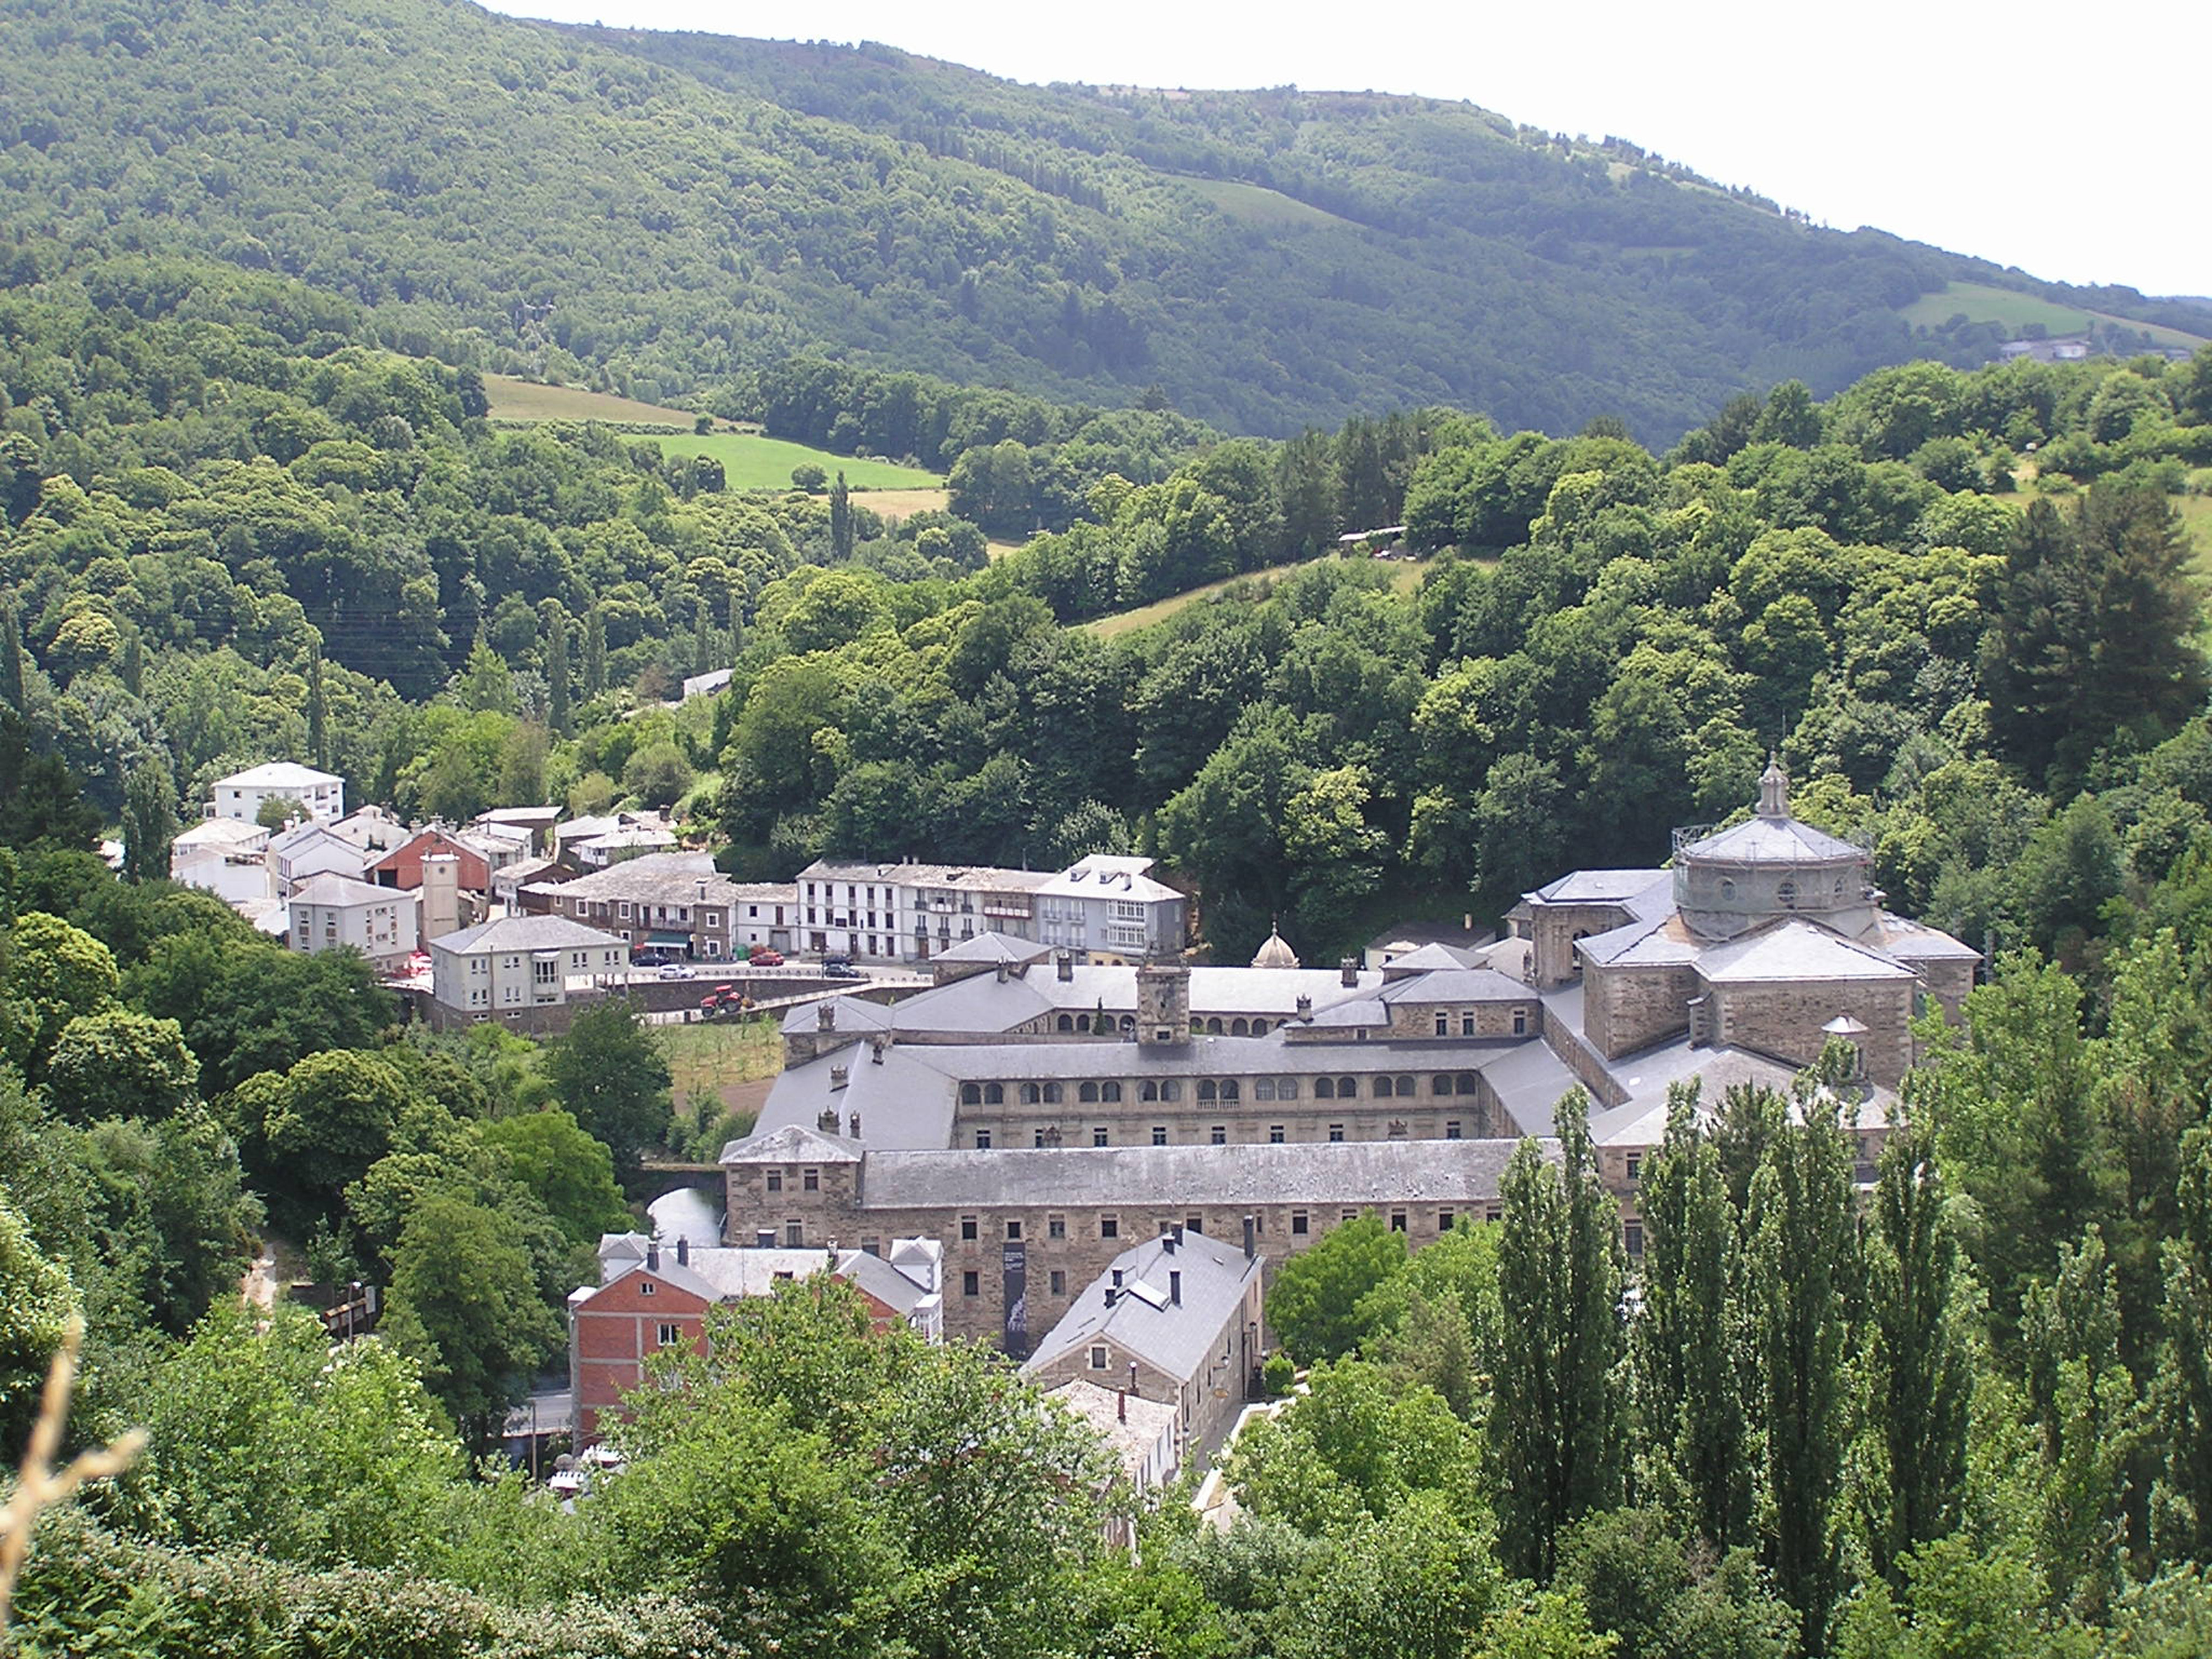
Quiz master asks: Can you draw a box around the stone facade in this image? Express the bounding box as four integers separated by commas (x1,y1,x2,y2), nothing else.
1708,977,1915,1087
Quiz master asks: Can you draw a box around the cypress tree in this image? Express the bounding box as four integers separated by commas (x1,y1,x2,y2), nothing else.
1859,1115,1975,1584
583,604,607,700
121,764,176,883
0,600,22,712
693,600,712,675
1746,1088,1857,1651
120,625,143,696
830,469,853,560
546,609,570,737
1493,1090,1627,1581
306,641,328,769
2153,1126,2212,1561
1631,1084,1754,1550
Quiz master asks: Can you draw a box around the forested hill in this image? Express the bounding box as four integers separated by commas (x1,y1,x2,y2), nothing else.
0,0,2194,444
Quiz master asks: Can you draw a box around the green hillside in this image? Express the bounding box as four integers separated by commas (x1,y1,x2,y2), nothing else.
0,0,2195,445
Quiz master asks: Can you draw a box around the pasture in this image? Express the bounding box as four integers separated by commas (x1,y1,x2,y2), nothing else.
1900,282,2207,351
645,431,943,491
482,374,698,425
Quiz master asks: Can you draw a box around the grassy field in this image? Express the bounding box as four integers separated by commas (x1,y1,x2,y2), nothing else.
854,487,951,521
483,374,699,425
645,431,943,491
1899,281,2207,350
1085,554,1429,639
1180,176,1352,231
660,1015,781,1103
2176,493,2212,580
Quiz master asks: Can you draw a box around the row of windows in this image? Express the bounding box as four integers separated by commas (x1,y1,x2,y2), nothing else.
958,1072,1490,1108
943,1206,1509,1269
979,1119,1471,1149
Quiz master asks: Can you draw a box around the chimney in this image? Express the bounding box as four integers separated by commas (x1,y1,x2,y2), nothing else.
697,879,707,900
645,1240,660,1272
1243,1215,1256,1261
848,1110,861,1138
1056,952,1073,983
1112,1267,1124,1290
1169,1269,1181,1306
675,1236,690,1266
1164,1226,1179,1254
1340,957,1359,987
755,1228,776,1248
820,1000,836,1031
1295,994,1312,1016
1117,1387,1127,1423
817,1107,840,1133
829,1066,848,1092
995,961,1010,983
870,1038,885,1065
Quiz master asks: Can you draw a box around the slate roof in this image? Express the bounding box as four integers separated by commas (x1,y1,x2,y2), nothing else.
932,932,1053,966
1374,966,1533,1004
1695,918,1917,983
288,873,402,909
855,1136,1540,1211
1024,1228,1259,1385
1864,911,1981,962
217,761,342,789
722,1123,865,1165
431,914,628,955
1527,869,1670,906
1045,1379,1180,1480
1679,814,1863,867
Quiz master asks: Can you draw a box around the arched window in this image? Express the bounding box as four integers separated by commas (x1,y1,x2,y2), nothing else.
1198,1080,1218,1103
1078,1081,1099,1103
1042,1082,1063,1104
1056,1014,1074,1032
1020,1083,1041,1105
1315,1077,1336,1100
961,1083,982,1105
1250,1019,1268,1035
1395,1076,1415,1098
1337,1076,1358,1098
1076,1013,1091,1033
1373,1076,1395,1098
1161,1080,1183,1103
1141,1081,1160,1103
983,1083,1004,1105
1206,1017,1224,1035
1119,1015,1135,1033
1778,879,1797,910
1102,1082,1123,1103
1230,1018,1249,1036
1433,1074,1454,1096
1276,1078,1298,1100
1220,1081,1240,1102
1455,1072,1478,1095
1719,877,1736,902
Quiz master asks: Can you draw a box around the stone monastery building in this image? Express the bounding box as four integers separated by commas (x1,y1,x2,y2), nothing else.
718,764,1976,1354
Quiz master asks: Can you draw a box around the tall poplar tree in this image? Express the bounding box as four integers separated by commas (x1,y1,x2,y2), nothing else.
1858,1115,1975,1583
306,641,328,769
582,603,607,700
0,599,22,712
1747,1088,1857,1651
1493,1090,1626,1581
545,608,570,736
1632,1084,1753,1550
830,469,853,560
2153,1126,2212,1561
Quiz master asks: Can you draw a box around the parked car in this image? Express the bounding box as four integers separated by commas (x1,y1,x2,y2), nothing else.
748,947,784,967
656,963,696,980
823,961,864,980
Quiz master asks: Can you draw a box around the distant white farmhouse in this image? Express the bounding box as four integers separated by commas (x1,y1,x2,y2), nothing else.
208,761,345,826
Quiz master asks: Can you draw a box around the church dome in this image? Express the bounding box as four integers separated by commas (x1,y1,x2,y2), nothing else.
1671,762,1875,940
1250,926,1301,970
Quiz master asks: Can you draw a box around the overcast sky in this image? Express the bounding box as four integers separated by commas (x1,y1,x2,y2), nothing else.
483,0,2204,300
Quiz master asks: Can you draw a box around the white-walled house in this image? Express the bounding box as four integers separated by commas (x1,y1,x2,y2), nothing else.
429,915,629,1020
287,873,419,969
207,762,345,825
170,818,274,907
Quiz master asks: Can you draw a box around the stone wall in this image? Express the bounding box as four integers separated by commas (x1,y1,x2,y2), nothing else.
948,1079,1511,1151
1530,902,1638,988
1585,962,1698,1058
1383,999,1536,1041
1708,977,1915,1085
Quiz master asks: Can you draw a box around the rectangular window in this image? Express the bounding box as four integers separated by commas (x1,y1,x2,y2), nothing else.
1485,1204,1504,1224
1210,1125,1227,1145
765,1171,782,1193
802,1169,819,1192
1100,1215,1119,1239
1512,1008,1528,1036
1434,1011,1448,1036
962,1271,980,1296
1269,1125,1285,1143
1446,1120,1462,1140
1152,1126,1168,1146
1624,1220,1645,1258
1626,1155,1642,1182
1093,1126,1110,1147
785,1220,804,1246
1005,1219,1023,1241
1291,1211,1310,1235
974,1129,993,1150
1186,1215,1203,1235
1034,1128,1048,1148
1089,1344,1109,1369
638,1280,655,1296
1328,1124,1345,1142
960,1216,978,1241
1048,1214,1066,1240
1438,1209,1455,1232
1051,1269,1067,1295
656,1322,682,1347
1390,1210,1407,1232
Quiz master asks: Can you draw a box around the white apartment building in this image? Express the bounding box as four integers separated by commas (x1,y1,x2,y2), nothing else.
286,873,419,969
207,762,345,825
794,855,1188,964
429,915,629,1020
170,818,274,907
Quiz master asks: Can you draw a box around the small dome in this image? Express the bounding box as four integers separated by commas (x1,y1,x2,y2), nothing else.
1250,926,1301,970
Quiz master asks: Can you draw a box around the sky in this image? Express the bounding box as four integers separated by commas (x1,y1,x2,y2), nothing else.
483,0,2205,300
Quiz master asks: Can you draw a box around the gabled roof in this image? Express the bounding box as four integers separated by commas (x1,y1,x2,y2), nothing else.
288,873,400,909
1696,918,1917,984
931,931,1053,966
1374,966,1533,1004
1379,941,1475,975
1864,911,1982,962
430,914,627,955
1527,869,1670,905
719,1123,865,1165
1022,1228,1259,1384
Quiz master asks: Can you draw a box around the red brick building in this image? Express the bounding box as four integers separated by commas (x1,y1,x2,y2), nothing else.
370,826,491,893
